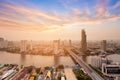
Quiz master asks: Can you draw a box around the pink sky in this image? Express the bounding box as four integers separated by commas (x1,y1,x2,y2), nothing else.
0,0,120,40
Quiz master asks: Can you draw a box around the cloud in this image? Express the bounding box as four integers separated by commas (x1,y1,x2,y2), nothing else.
0,3,64,31
0,1,120,32
95,0,109,17
111,1,120,9
59,0,78,9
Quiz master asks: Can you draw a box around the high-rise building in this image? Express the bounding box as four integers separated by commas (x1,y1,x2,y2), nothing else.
89,56,102,68
0,38,8,48
0,37,4,41
29,40,33,50
58,39,60,48
88,56,109,68
101,40,107,52
81,29,87,53
20,40,27,52
53,40,59,54
69,40,72,47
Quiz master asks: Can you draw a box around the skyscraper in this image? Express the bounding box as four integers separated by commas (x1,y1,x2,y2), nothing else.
0,37,4,41
101,40,107,52
53,40,59,54
81,29,87,53
69,39,72,47
20,40,27,52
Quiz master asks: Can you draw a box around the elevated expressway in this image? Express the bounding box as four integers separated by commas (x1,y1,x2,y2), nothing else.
66,48,104,80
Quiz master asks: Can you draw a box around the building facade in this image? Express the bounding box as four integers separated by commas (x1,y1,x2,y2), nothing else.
81,29,87,53
102,63,120,77
101,40,107,52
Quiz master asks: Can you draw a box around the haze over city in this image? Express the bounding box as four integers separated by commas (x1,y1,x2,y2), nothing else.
0,0,120,41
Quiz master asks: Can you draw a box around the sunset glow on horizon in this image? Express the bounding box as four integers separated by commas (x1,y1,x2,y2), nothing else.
0,0,120,40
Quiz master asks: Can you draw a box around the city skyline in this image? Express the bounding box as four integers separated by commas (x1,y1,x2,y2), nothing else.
0,0,120,40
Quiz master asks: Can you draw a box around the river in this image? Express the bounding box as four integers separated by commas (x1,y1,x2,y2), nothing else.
0,51,75,67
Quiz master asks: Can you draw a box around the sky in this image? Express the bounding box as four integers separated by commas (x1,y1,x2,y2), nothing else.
0,0,120,41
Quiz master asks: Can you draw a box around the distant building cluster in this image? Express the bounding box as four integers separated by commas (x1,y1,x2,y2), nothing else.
0,37,14,49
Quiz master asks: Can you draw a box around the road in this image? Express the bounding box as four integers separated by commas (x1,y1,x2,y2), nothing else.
66,48,104,80
64,68,77,80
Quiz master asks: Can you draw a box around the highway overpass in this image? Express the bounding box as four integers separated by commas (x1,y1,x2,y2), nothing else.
66,48,104,80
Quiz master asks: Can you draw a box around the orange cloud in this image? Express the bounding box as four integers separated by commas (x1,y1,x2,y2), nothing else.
0,2,120,32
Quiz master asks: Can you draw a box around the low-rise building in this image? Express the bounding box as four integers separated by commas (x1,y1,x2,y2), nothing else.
102,63,120,77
